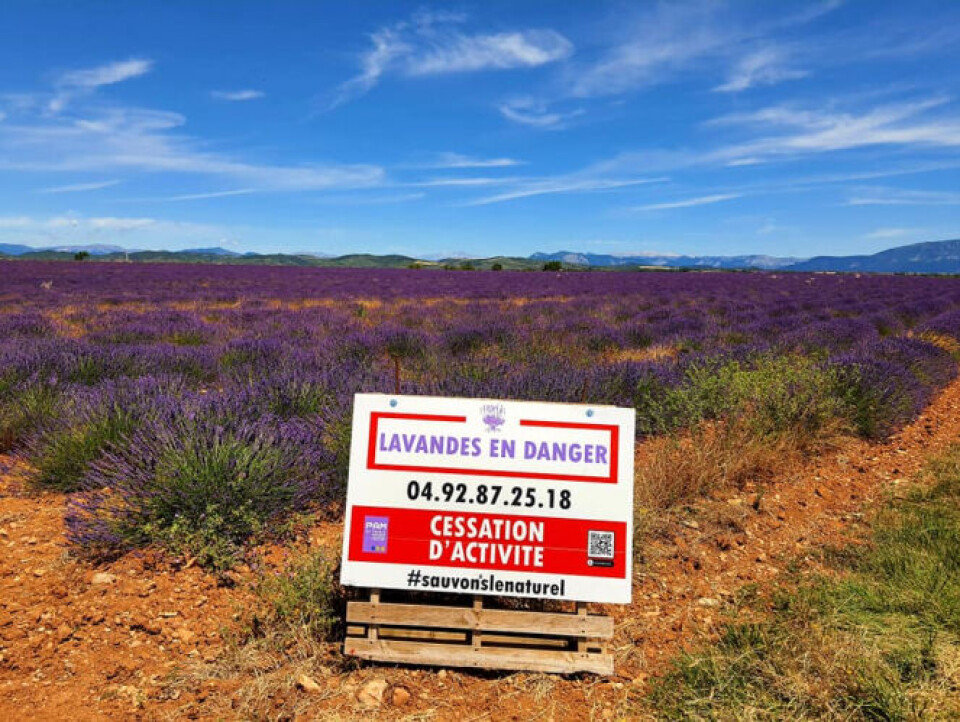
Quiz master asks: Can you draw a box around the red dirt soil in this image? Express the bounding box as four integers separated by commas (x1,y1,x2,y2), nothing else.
2,376,959,721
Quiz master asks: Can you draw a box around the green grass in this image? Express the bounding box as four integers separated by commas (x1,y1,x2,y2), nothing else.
251,549,344,642
30,411,134,492
644,445,960,721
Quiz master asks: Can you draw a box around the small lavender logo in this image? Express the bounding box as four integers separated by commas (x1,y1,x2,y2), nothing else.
481,403,506,433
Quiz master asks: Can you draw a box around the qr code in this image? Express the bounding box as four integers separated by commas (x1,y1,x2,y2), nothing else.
588,530,614,559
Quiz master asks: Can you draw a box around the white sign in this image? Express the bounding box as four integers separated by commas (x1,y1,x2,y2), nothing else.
340,394,635,603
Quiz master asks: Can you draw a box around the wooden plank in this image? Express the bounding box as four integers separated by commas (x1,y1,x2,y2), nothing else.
349,629,571,649
344,637,613,675
346,601,613,638
476,633,569,649
376,628,468,643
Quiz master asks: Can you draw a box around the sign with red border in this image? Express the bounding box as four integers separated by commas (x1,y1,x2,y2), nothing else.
340,394,636,603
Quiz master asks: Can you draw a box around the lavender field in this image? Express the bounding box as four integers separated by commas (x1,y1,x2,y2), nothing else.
3,260,960,570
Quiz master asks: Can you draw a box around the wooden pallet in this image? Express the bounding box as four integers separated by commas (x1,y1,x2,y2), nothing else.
344,589,614,675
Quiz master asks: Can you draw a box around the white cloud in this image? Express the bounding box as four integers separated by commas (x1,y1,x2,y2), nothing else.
39,179,120,193
332,13,572,107
498,98,583,129
211,89,265,101
0,216,33,228
634,193,741,212
409,177,506,187
0,100,385,192
564,3,729,98
406,30,572,75
423,152,523,169
553,0,844,102
711,97,960,160
862,227,920,239
714,46,808,92
48,58,153,114
846,187,960,206
57,59,153,90
465,176,666,206
151,189,256,202
0,213,228,245
315,192,425,205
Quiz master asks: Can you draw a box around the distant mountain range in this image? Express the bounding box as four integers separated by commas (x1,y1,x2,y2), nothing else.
1,239,959,274
787,240,960,273
530,251,802,270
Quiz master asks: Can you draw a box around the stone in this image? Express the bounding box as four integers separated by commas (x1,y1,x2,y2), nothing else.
297,674,322,693
391,686,411,706
357,678,389,707
91,572,118,585
696,597,720,608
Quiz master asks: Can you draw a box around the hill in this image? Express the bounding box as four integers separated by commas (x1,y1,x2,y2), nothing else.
786,239,960,273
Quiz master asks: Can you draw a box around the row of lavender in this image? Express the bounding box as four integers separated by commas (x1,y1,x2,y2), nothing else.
2,261,959,569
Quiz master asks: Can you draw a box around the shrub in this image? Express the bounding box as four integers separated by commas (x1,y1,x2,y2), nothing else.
66,393,329,570
254,549,344,642
25,377,180,492
831,358,926,439
636,355,846,442
0,381,60,452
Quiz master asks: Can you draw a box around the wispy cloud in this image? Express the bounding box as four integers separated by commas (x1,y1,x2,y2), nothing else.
714,46,808,92
48,58,153,114
56,58,153,90
211,89,264,101
39,179,120,193
498,98,583,129
846,187,960,205
420,152,523,169
862,227,921,239
316,192,425,205
710,97,960,161
464,176,666,206
148,189,256,202
634,193,741,212
0,76,386,192
0,213,234,246
409,177,506,188
331,12,572,107
562,2,729,98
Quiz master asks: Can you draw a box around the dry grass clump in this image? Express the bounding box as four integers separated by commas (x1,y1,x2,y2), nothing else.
635,417,793,511
635,409,846,513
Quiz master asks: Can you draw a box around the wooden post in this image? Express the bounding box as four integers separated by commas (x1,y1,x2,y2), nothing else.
576,601,587,653
471,596,483,650
368,588,381,641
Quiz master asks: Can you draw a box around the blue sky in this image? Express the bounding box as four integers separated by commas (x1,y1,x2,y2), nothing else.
0,0,958,258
